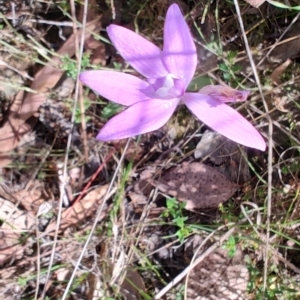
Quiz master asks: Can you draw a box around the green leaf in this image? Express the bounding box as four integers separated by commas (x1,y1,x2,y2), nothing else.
101,102,122,119
187,76,212,92
268,0,300,10
174,216,184,228
166,197,176,211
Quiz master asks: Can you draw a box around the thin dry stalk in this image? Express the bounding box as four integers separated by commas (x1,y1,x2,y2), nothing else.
61,139,131,300
40,0,91,297
70,0,89,162
232,0,273,294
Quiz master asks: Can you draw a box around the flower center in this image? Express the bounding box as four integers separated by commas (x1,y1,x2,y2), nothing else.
149,74,185,99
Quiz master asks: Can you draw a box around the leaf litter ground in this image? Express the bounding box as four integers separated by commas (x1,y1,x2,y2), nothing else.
1,0,300,299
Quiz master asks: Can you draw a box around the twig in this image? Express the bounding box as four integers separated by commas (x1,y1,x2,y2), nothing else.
28,19,76,27
110,0,116,19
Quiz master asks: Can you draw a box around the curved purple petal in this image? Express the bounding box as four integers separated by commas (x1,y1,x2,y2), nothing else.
199,85,250,103
162,4,197,87
182,93,266,150
80,71,154,105
97,98,180,141
107,25,168,79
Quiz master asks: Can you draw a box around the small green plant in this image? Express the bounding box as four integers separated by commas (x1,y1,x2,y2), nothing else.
219,200,241,223
162,198,193,243
281,160,300,175
58,0,70,11
175,284,185,300
101,101,122,120
112,61,122,70
61,55,78,79
223,235,237,258
246,254,299,299
80,53,91,70
218,50,241,82
61,53,91,79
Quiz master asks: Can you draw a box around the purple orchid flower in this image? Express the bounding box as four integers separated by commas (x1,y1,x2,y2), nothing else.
80,4,266,151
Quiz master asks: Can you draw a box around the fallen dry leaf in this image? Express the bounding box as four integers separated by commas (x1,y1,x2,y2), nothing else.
20,17,100,121
0,181,46,213
0,198,35,265
187,248,249,299
274,96,289,112
120,268,146,300
0,18,100,167
155,162,239,210
85,36,106,65
270,59,291,84
88,266,145,300
16,186,45,213
45,184,109,234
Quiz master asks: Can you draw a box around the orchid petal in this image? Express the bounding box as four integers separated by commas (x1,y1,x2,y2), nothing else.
107,25,168,79
97,98,180,141
80,71,154,106
162,4,197,86
199,85,250,103
182,93,266,150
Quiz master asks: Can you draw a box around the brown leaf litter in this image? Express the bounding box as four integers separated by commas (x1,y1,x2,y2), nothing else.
45,184,109,234
0,18,100,168
130,160,240,212
0,198,35,265
154,162,239,210
187,247,249,299
0,180,47,212
88,267,146,300
0,181,109,263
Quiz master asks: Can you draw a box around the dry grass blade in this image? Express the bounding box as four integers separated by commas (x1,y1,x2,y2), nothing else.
233,0,273,294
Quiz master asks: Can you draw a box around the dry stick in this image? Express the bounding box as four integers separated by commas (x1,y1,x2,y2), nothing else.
233,0,273,294
28,19,76,27
61,138,131,300
154,225,237,299
110,0,116,19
